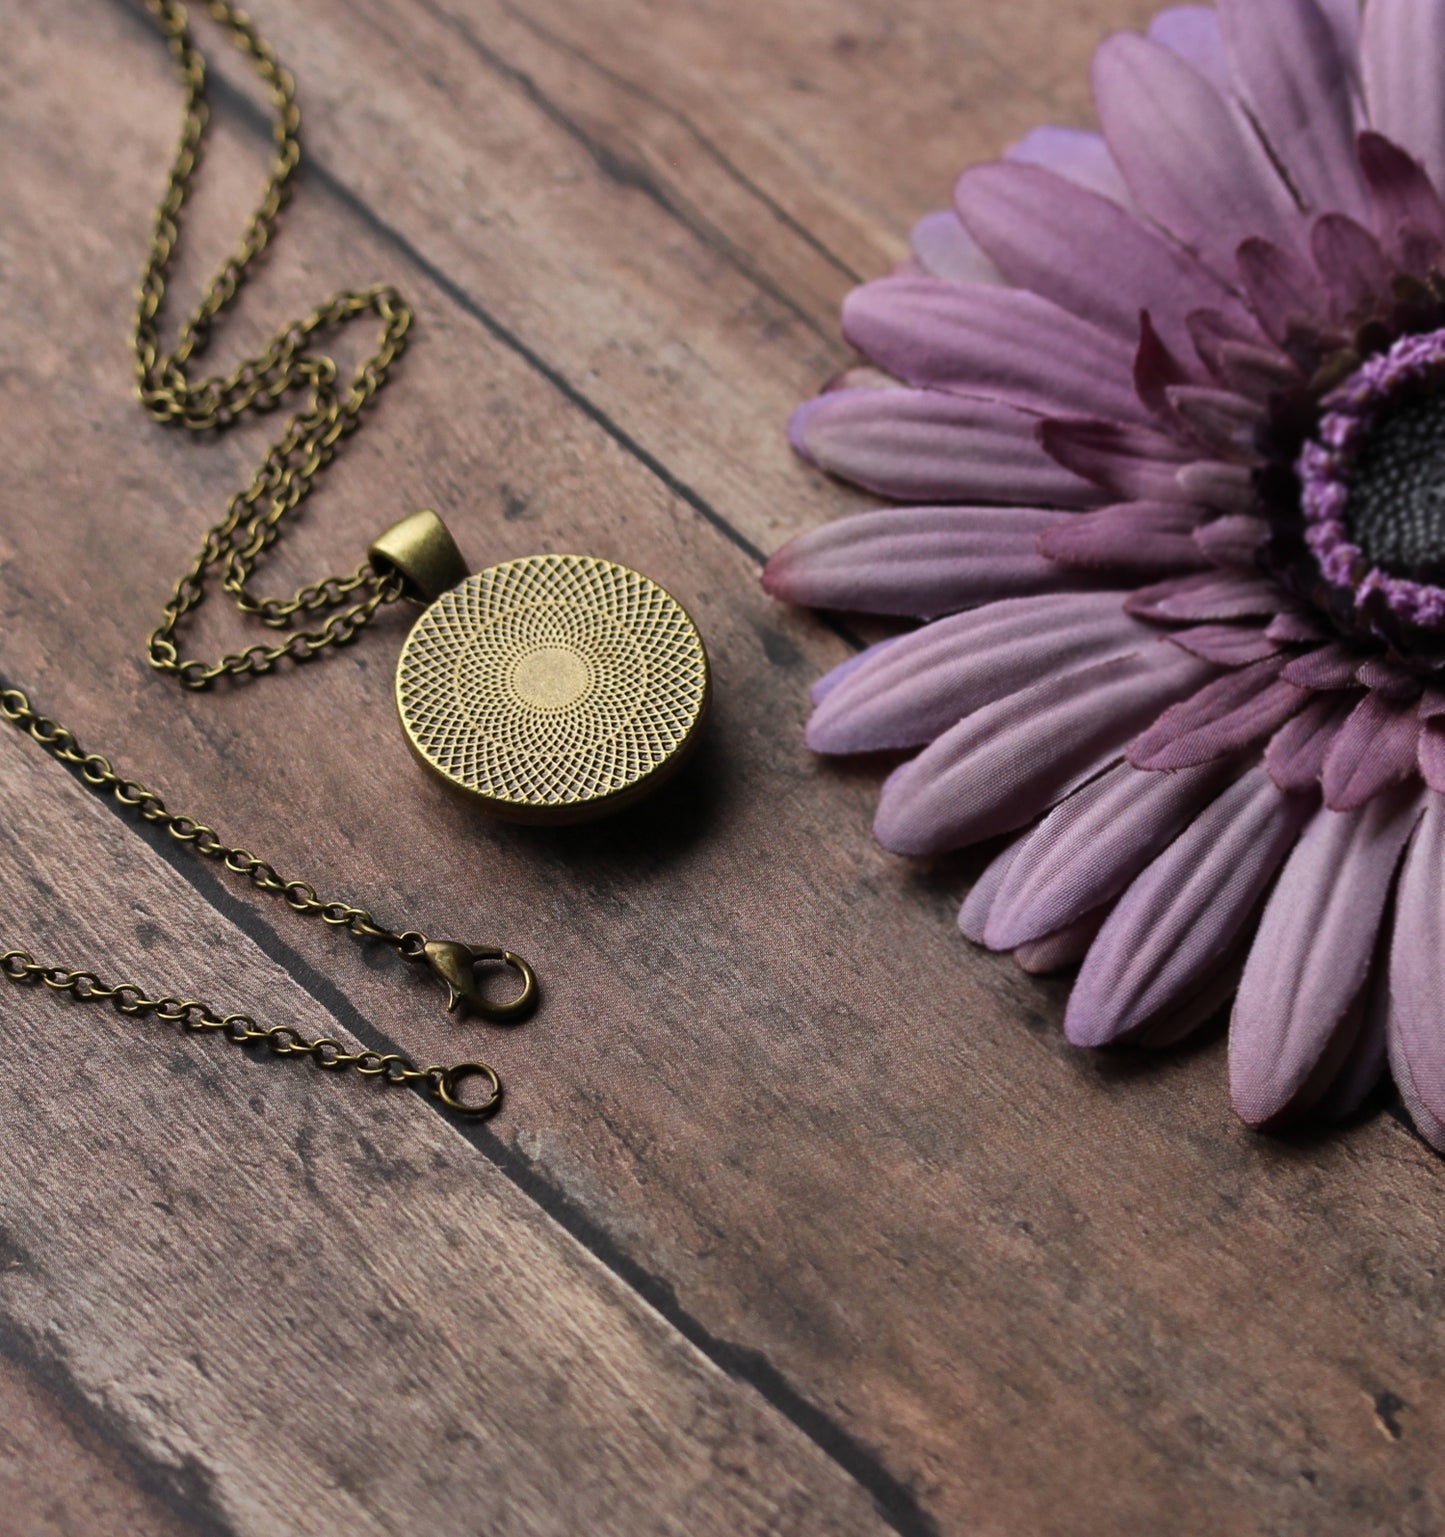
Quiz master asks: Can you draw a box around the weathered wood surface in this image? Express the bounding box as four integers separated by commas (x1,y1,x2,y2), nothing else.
1,1,1443,1534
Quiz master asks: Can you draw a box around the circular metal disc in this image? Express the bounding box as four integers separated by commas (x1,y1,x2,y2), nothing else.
395,554,710,823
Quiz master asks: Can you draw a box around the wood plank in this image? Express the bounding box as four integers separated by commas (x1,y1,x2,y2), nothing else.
0,728,891,1537
3,4,1445,1536
0,1349,204,1537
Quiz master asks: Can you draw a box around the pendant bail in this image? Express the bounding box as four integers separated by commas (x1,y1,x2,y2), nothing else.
369,510,469,603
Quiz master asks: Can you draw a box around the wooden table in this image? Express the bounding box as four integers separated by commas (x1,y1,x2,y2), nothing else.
2,1,1441,1532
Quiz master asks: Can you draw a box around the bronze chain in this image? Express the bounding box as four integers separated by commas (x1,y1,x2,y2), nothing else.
136,0,409,687
0,0,533,1116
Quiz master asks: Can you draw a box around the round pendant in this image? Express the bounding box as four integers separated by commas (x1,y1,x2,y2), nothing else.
395,554,710,824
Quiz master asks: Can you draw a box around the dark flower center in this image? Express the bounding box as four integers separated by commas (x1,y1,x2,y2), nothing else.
1294,329,1445,637
1346,388,1445,579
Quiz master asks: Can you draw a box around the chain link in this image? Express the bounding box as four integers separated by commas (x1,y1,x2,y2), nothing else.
136,0,411,688
0,949,500,1116
0,3,521,1115
0,685,423,956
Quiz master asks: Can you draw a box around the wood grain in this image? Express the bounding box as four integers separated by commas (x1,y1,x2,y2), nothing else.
0,727,890,1537
1,1,1443,1535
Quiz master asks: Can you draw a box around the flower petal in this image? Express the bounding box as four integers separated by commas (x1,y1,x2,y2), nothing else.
1216,0,1368,222
1040,419,1195,502
1127,569,1284,621
1265,691,1359,790
1419,721,1445,793
1127,660,1306,771
955,160,1251,358
805,591,1141,754
841,277,1149,423
1006,125,1134,207
1314,961,1391,1123
1310,213,1392,318
1193,513,1271,568
1168,622,1281,666
1165,385,1265,456
1387,794,1445,1137
909,210,1006,284
1236,238,1333,345
1320,692,1423,811
985,758,1233,948
958,839,1024,944
1036,501,1210,574
1281,642,1363,689
1015,909,1108,975
1357,131,1445,270
1230,789,1424,1125
789,388,1099,505
874,645,1214,856
1362,0,1445,194
1093,32,1304,282
1148,5,1231,92
764,505,1074,618
1066,767,1312,1046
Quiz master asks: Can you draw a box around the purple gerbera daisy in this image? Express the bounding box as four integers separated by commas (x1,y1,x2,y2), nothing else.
766,0,1445,1148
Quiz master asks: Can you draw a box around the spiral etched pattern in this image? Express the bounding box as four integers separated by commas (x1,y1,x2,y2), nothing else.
397,556,708,817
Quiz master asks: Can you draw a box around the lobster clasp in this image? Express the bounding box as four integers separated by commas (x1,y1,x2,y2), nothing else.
422,940,539,1023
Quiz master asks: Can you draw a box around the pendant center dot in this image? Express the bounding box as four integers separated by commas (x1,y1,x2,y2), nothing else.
510,645,591,710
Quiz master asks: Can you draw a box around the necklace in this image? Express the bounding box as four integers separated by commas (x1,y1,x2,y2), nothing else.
1,0,707,1114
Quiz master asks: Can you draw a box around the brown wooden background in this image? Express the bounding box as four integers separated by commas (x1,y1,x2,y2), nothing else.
2,1,1442,1533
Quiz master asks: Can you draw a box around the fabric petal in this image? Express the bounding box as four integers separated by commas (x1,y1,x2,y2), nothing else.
1168,623,1281,666
1314,0,1361,61
1165,385,1264,456
1321,692,1423,811
1388,794,1445,1139
1036,502,1209,574
841,277,1149,424
958,840,1026,945
1093,33,1304,282
1127,660,1306,771
763,505,1074,619
1236,238,1334,346
955,161,1251,359
1193,514,1270,568
1265,691,1359,790
1310,213,1392,318
874,645,1215,856
789,388,1100,506
1230,788,1424,1125
1127,569,1284,622
805,591,1140,754
984,758,1233,949
1314,959,1391,1124
1015,910,1108,975
1066,767,1313,1046
1281,643,1363,689
1175,460,1258,513
1419,722,1445,793
909,210,1006,284
1357,131,1445,271
1362,0,1445,194
1217,0,1368,222
1148,5,1231,92
1039,419,1195,502
1006,125,1134,207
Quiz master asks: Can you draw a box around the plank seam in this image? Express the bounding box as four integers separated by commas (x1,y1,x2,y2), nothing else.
4,691,938,1537
0,1318,239,1537
490,0,867,287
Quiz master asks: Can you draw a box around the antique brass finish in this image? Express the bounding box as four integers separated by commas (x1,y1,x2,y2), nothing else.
396,556,711,823
2,0,711,1112
369,511,470,604
422,940,539,1020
